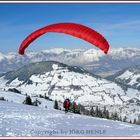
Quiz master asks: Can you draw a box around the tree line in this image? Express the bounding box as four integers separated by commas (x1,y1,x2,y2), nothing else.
54,100,140,125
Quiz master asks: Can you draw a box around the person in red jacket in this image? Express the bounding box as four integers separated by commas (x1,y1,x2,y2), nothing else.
63,99,70,113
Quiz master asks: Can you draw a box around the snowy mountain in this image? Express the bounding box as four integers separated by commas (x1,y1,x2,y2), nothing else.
106,65,140,91
0,98,140,136
0,48,140,77
0,61,140,123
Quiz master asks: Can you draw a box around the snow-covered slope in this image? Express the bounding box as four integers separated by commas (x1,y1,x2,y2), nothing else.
106,65,140,91
0,99,140,136
0,61,138,104
0,48,140,77
0,91,48,108
0,61,140,123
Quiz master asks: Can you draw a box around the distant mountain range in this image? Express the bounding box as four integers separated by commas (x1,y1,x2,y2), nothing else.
106,65,140,91
0,47,140,77
0,61,140,122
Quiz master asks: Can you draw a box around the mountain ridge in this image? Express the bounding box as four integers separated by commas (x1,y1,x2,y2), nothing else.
0,48,140,77
106,65,140,91
0,60,140,123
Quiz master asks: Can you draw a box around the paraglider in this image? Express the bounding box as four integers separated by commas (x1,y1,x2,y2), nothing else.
18,22,109,55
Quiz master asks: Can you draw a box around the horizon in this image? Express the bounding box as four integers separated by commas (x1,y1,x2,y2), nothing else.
0,47,140,55
0,3,140,53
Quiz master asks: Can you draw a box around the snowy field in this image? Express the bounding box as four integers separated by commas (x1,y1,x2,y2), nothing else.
0,99,140,136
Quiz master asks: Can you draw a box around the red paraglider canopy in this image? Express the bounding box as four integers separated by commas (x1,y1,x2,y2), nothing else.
18,22,109,55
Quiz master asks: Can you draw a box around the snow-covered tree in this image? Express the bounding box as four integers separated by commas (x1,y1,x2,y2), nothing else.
54,100,59,110
23,96,32,105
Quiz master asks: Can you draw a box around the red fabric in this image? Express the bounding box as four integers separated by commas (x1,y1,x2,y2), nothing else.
19,22,109,55
65,100,69,108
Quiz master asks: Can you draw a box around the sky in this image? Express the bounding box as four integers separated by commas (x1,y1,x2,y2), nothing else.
0,3,140,53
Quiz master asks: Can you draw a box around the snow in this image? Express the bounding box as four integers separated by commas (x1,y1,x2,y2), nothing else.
5,52,16,60
0,47,140,76
0,53,5,62
0,59,140,134
52,64,58,70
0,99,140,136
0,85,140,136
41,48,71,55
0,62,140,123
116,70,140,88
118,70,133,80
0,76,8,90
83,49,104,62
109,48,140,60
129,74,140,86
9,78,24,87
126,88,140,99
0,91,25,104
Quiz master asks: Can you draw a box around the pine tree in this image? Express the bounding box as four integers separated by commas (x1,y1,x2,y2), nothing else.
133,118,137,124
84,109,90,115
72,101,76,113
44,93,47,99
102,106,110,119
123,116,127,122
54,100,59,109
137,120,140,125
137,116,140,125
79,104,85,114
23,95,32,105
98,108,103,118
33,99,38,106
105,110,110,119
72,104,80,114
103,106,107,118
0,97,5,101
110,112,114,120
90,107,95,116
119,116,122,122
95,106,99,117
114,112,119,121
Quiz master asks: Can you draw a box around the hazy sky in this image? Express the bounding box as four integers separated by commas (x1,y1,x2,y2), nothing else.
0,3,140,53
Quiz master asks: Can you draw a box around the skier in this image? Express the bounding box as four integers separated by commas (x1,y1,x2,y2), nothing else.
63,99,70,113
